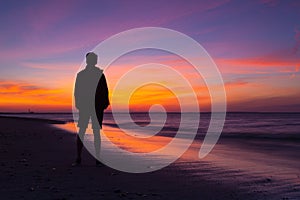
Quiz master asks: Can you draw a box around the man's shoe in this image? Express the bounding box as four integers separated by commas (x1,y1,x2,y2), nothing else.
96,160,103,167
72,158,81,166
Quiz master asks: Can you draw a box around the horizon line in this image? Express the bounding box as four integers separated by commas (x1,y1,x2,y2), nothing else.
1,111,300,114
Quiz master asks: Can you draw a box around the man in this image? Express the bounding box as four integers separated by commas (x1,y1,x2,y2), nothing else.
74,52,109,166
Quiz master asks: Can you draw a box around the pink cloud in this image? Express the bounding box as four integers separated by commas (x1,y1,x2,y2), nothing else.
292,27,300,54
260,0,279,7
216,55,300,75
217,57,299,67
22,61,78,70
23,1,75,33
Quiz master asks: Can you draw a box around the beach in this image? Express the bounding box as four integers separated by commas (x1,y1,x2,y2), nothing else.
1,1,300,199
1,115,300,200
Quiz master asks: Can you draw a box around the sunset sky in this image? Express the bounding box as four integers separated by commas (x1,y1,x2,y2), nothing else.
0,0,299,112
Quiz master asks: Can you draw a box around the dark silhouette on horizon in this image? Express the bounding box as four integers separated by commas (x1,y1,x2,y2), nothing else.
74,52,109,166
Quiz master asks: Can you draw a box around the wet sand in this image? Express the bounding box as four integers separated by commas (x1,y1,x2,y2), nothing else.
1,116,299,199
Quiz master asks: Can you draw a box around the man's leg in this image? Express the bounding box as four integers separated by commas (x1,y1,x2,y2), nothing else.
93,129,101,162
93,110,103,166
74,111,89,165
76,128,86,163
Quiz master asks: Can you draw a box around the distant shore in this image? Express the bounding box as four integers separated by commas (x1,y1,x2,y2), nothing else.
0,116,299,199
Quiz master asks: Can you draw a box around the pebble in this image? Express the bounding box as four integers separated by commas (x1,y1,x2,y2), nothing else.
19,159,27,163
114,189,121,193
266,178,272,182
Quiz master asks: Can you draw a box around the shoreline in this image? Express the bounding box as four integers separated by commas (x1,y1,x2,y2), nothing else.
1,116,299,199
0,115,67,124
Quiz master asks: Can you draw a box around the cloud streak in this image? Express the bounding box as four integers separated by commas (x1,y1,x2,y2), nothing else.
0,80,71,112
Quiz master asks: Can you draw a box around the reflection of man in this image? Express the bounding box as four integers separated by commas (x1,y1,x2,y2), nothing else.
74,52,109,166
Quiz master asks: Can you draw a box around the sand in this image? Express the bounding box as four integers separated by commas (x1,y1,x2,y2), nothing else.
0,116,299,199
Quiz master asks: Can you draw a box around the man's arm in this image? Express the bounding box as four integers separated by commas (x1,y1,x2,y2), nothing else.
74,74,80,110
102,74,109,109
95,73,110,110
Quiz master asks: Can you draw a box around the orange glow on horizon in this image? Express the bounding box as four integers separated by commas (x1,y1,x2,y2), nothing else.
0,80,72,112
1,54,299,112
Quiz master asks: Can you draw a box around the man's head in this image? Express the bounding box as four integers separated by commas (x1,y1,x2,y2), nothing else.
86,52,98,65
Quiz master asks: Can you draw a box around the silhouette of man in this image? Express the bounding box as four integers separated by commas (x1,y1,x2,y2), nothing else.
74,52,109,166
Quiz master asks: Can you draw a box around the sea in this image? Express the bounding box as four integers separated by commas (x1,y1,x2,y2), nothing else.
1,112,299,140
